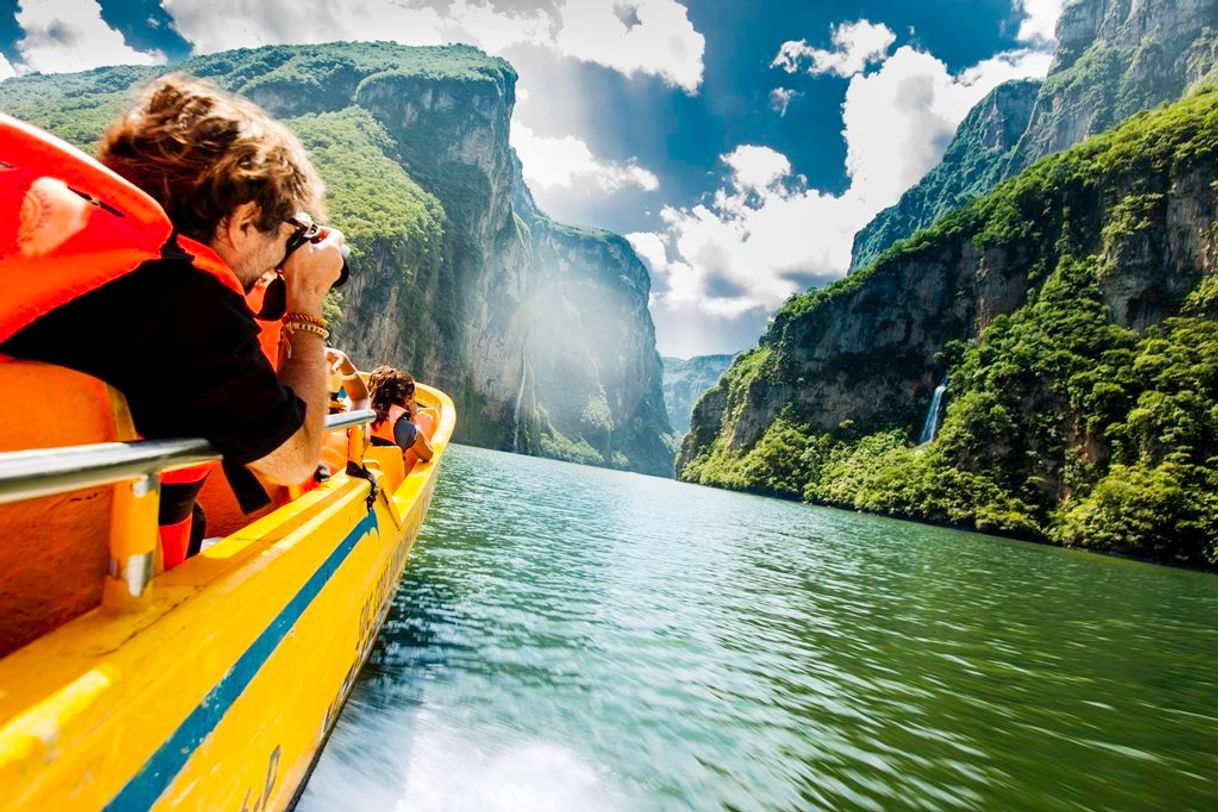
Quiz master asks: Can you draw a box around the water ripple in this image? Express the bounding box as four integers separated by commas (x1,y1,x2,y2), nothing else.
301,445,1218,811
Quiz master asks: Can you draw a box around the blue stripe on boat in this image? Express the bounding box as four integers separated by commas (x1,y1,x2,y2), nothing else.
105,509,381,810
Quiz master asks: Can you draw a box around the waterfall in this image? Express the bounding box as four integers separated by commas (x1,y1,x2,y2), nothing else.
511,346,529,453
919,376,948,445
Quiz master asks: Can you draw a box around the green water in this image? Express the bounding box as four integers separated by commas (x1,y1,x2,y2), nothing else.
299,444,1218,810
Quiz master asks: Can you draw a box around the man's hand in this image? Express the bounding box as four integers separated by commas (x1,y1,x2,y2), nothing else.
248,227,344,485
282,227,344,317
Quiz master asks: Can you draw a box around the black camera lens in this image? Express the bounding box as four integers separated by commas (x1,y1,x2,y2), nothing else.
334,244,351,288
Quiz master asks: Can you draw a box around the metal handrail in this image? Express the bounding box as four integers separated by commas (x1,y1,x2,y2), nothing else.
0,409,376,507
321,408,377,432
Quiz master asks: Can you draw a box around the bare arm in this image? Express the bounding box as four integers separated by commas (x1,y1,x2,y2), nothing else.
250,330,327,483
248,229,344,484
412,428,434,462
408,403,434,461
345,374,370,412
327,347,370,411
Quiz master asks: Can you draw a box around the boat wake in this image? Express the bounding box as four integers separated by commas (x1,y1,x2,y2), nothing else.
300,704,625,811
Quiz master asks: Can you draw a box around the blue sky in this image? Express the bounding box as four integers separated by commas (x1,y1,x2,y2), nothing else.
0,1,1063,357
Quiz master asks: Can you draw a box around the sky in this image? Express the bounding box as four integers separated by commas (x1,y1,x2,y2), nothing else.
0,0,1065,358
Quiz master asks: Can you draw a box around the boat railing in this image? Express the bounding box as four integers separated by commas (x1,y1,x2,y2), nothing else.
0,409,377,609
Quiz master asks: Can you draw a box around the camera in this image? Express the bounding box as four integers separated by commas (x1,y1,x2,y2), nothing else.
283,218,350,288
256,217,350,321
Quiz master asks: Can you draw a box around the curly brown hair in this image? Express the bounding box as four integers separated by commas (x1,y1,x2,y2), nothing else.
368,366,416,425
98,73,326,243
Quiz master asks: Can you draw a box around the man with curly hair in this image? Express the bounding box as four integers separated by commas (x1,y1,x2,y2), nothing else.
2,74,346,550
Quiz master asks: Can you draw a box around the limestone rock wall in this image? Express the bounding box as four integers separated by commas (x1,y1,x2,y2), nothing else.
850,0,1218,273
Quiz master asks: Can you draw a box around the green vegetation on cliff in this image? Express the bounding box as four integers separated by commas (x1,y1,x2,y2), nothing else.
851,3,1218,273
0,42,673,476
680,85,1218,567
289,106,446,284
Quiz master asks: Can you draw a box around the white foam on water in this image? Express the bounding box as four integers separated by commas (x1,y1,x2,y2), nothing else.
301,706,628,812
398,737,622,812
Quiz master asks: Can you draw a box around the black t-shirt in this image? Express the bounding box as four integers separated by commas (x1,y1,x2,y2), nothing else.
1,256,305,465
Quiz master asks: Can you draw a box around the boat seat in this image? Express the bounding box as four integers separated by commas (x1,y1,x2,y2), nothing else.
364,446,405,493
0,360,136,656
195,468,289,540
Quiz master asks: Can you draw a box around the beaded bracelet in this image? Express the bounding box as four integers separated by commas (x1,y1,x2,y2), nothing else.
284,320,329,340
279,320,328,361
283,311,328,329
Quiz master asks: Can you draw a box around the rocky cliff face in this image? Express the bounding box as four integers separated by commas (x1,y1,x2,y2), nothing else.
661,355,736,434
679,85,1218,565
850,79,1041,276
850,0,1218,272
0,43,674,475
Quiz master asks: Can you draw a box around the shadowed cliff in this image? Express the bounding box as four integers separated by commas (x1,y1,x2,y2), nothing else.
0,42,675,475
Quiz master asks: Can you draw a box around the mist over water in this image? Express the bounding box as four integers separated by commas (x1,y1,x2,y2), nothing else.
299,445,1218,810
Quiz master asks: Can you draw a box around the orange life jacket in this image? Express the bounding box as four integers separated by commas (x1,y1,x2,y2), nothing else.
0,113,252,569
0,113,246,337
372,405,436,473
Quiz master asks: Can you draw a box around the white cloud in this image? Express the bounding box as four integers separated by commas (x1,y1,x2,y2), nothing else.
553,0,704,92
771,20,896,78
15,0,165,73
0,54,15,81
637,146,870,322
643,13,1058,355
447,0,552,54
161,0,439,53
160,0,704,93
1014,0,1065,44
511,122,659,193
768,87,797,116
844,45,1053,211
722,145,791,191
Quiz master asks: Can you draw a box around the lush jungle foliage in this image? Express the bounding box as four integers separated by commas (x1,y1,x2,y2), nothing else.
682,86,1218,568
852,21,1218,273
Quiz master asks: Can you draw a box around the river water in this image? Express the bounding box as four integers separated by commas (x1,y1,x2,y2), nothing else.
298,444,1218,810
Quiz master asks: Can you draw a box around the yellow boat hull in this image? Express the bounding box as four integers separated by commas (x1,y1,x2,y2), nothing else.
0,384,455,810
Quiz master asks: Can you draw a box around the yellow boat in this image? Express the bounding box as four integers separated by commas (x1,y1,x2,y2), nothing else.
0,363,454,809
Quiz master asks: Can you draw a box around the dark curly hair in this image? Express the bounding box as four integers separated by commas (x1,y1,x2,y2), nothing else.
368,366,416,425
98,73,326,242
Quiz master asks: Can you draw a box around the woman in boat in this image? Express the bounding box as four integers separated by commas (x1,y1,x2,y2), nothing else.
368,366,434,463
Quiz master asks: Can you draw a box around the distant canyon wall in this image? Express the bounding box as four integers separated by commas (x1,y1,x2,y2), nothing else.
851,0,1218,273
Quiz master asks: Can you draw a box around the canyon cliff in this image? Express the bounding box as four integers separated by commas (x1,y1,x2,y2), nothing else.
851,0,1218,273
662,355,736,435
0,43,674,475
679,76,1218,566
